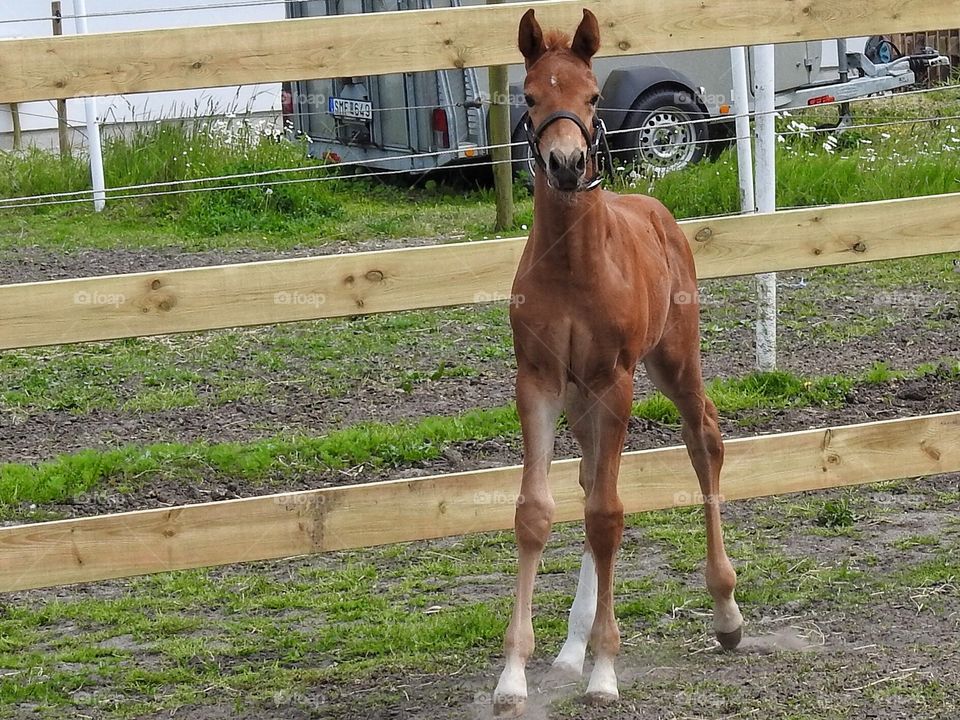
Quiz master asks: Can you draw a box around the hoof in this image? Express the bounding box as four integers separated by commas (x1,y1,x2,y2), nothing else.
493,697,526,717
716,625,743,651
585,689,619,705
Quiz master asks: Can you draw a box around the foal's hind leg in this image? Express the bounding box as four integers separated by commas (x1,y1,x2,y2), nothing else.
549,385,599,681
644,340,743,649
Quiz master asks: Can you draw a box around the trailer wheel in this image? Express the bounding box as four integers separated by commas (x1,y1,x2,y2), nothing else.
618,88,709,174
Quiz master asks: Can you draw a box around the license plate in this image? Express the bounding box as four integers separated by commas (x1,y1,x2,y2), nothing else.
328,97,372,120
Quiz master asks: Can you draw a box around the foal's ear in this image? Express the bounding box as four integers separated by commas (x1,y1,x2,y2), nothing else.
571,8,601,64
518,8,546,68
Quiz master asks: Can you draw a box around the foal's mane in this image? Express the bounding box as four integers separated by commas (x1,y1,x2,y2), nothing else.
543,29,571,51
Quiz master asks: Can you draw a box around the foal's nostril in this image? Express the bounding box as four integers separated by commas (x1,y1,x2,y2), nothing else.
575,152,586,174
548,151,562,174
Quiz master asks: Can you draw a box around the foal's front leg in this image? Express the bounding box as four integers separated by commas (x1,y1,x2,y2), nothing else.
493,373,563,717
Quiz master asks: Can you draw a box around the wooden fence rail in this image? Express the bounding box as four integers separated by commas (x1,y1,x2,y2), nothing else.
2,411,958,593
2,191,959,351
1,0,959,104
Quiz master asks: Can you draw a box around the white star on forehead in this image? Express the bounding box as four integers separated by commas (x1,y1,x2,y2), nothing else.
550,75,558,87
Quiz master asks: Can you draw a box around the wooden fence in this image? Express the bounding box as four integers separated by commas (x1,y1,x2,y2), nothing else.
0,0,957,104
1,1,959,594
890,28,960,84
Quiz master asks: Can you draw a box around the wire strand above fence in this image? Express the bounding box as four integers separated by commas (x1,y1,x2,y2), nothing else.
2,109,958,211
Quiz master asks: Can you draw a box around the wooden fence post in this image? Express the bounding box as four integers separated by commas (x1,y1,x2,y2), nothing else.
10,103,22,151
487,0,514,233
52,1,71,158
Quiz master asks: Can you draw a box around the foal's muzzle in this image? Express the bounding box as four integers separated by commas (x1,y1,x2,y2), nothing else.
521,110,609,192
547,147,587,191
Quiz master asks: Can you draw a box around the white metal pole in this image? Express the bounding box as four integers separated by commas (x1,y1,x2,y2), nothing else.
72,0,106,211
729,47,755,214
753,44,777,371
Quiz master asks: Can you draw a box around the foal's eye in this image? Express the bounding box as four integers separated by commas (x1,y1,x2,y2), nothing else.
524,94,536,107
588,94,600,106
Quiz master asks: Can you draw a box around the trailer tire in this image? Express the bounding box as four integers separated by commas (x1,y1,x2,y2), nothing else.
510,123,536,189
616,88,709,174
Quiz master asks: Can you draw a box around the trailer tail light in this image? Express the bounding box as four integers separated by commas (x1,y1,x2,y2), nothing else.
432,108,450,149
281,83,295,129
807,95,836,106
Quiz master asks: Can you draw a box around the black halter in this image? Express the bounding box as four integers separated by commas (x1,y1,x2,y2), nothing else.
521,109,613,191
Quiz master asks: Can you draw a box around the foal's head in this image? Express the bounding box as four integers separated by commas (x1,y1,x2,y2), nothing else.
518,8,601,192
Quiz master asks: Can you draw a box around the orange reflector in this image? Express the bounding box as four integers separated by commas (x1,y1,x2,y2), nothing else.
807,95,836,106
719,104,730,114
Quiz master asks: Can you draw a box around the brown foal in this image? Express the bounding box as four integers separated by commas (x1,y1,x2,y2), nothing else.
492,9,743,716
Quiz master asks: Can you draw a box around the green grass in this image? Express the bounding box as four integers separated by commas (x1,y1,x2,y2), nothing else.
815,498,857,529
0,403,520,507
2,95,959,251
891,534,940,551
0,306,514,415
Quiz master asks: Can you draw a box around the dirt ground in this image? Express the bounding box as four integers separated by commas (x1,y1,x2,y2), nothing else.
2,243,959,719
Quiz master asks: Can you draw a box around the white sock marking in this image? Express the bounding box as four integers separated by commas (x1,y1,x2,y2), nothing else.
713,595,743,634
586,655,619,700
553,551,597,674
